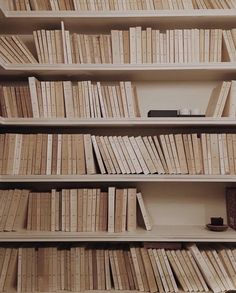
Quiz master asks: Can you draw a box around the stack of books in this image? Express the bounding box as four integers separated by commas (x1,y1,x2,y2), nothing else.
0,243,233,292
7,0,236,11
0,35,38,64
26,187,151,232
0,78,140,118
1,132,236,175
32,24,233,64
205,80,236,117
0,189,29,231
1,24,236,64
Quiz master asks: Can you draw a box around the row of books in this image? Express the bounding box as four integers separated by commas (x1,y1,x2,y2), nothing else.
7,0,236,10
0,35,37,64
2,78,236,119
0,78,140,118
33,25,231,64
1,132,236,175
92,133,236,175
27,187,151,232
0,243,235,292
0,189,28,232
2,25,236,64
206,80,236,117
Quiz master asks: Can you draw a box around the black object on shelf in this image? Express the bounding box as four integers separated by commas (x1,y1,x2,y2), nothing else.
148,110,178,117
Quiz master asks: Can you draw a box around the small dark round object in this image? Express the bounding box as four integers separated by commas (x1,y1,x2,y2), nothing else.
206,224,228,232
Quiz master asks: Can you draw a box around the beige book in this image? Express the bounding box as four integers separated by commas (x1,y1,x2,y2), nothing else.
12,189,29,230
135,136,156,174
111,30,121,64
147,249,164,293
176,249,197,291
210,133,220,174
201,250,225,291
187,250,209,291
162,249,178,292
218,249,236,287
212,249,234,290
84,134,96,174
91,135,106,174
142,136,160,174
114,189,123,233
140,248,158,293
129,136,149,174
61,21,68,63
77,189,83,232
113,136,130,173
192,133,202,174
0,248,12,291
121,189,127,232
187,243,222,293
187,133,196,174
28,77,40,118
150,136,166,174
0,190,13,231
70,189,78,232
109,250,119,289
108,187,115,233
130,247,145,291
108,136,127,174
127,188,137,232
206,250,229,291
81,189,88,232
158,249,174,292
181,249,204,292
223,81,236,117
201,133,209,174
95,136,112,174
222,30,236,62
91,188,97,232
104,250,112,289
175,134,188,174
137,192,152,231
86,189,93,232
159,134,174,174
12,35,38,63
103,136,121,174
4,189,21,231
153,249,170,292
117,136,136,174
169,134,181,174
129,27,137,64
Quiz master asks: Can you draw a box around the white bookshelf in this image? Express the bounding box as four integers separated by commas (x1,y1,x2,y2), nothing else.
0,6,236,33
0,2,236,293
0,226,235,242
1,174,236,182
1,63,236,80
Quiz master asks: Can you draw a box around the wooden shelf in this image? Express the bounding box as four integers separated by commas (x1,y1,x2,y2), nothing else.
0,225,235,242
1,8,236,33
1,63,236,81
1,175,236,183
0,117,236,127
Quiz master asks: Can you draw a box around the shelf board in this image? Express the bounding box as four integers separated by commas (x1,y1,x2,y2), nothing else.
0,117,236,127
0,225,235,242
1,175,236,182
1,8,236,33
1,63,236,81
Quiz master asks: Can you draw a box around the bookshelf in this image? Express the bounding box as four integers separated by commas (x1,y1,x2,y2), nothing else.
0,1,236,293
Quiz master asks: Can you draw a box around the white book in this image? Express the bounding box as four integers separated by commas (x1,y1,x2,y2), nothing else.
136,192,152,231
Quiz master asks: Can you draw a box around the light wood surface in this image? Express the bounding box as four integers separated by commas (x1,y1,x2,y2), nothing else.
0,225,234,242
1,174,236,182
0,7,236,33
1,63,236,80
